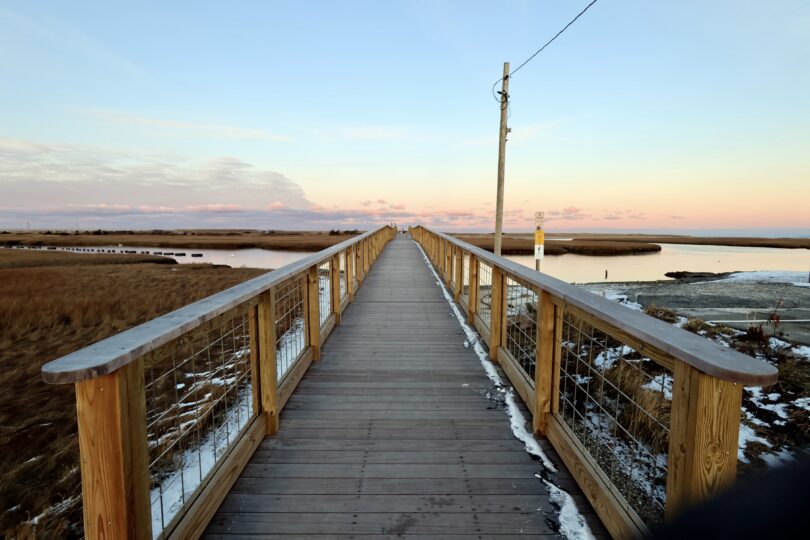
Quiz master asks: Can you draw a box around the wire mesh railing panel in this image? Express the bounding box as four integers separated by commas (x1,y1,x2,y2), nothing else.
558,311,672,526
477,261,493,329
144,307,254,538
318,261,331,327
504,277,538,381
274,276,307,381
339,252,347,300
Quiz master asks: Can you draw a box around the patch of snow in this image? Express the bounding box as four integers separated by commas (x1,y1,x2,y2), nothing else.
593,345,633,370
544,478,596,540
504,390,556,471
150,387,253,537
793,345,810,360
463,340,470,348
747,387,789,420
641,373,673,400
768,337,791,350
793,397,810,412
761,448,796,467
738,423,771,462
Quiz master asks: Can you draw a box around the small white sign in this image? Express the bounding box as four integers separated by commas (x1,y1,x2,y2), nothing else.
534,244,544,260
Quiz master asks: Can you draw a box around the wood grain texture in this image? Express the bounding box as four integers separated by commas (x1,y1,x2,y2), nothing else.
257,291,279,435
76,359,151,540
666,361,743,518
488,267,504,361
468,254,479,326
497,347,535,410
533,290,555,435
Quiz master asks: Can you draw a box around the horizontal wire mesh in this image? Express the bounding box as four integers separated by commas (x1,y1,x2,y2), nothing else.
504,277,538,381
339,252,347,300
477,261,493,329
145,307,254,537
318,261,331,327
274,276,307,381
558,311,672,526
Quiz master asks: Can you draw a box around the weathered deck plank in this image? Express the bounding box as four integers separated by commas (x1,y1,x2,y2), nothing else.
204,235,607,538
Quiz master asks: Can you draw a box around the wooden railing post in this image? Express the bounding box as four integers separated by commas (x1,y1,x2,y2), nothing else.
256,290,279,434
306,265,321,360
363,239,370,277
488,267,504,361
444,240,452,286
453,247,463,302
75,359,151,540
468,255,479,325
533,290,557,434
347,246,355,302
665,362,743,518
331,254,342,324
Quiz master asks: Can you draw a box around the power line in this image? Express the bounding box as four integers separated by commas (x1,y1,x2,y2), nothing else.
491,0,600,102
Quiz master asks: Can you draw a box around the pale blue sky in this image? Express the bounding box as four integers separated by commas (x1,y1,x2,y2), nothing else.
1,1,809,231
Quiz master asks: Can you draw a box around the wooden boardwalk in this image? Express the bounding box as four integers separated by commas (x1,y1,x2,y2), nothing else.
204,235,608,538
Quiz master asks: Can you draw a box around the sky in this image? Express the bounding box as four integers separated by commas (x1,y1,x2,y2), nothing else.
1,0,809,233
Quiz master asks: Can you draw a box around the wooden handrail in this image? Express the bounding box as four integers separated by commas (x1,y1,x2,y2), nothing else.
41,225,397,540
41,226,390,384
411,225,777,539
412,226,777,386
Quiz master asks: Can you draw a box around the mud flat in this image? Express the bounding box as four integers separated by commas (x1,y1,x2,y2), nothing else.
584,272,810,345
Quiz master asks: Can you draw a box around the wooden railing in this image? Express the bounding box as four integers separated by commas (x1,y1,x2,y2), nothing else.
411,225,777,539
41,225,396,540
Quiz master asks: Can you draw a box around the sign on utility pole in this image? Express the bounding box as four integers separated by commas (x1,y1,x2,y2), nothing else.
493,62,510,256
534,211,544,272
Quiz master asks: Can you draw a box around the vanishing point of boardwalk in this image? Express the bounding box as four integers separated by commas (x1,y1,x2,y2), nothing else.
203,235,607,538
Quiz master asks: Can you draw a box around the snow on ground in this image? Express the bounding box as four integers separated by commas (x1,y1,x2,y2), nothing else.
704,271,810,287
543,476,596,540
793,345,810,360
150,388,253,538
737,423,771,462
642,373,673,400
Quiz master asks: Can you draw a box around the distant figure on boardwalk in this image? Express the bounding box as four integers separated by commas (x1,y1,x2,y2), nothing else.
605,269,608,280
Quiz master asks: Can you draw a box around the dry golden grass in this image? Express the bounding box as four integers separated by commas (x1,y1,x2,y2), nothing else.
0,249,174,269
1,230,359,251
452,234,662,256
0,251,266,539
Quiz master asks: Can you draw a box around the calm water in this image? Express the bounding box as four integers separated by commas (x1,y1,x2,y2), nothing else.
508,243,810,283
11,242,810,283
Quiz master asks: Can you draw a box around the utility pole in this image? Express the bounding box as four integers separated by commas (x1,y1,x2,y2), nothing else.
534,211,544,272
494,61,510,256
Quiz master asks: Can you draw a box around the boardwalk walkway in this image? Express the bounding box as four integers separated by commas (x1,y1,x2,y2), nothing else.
204,235,607,538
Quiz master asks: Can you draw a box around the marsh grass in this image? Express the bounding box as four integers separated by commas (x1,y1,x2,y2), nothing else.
0,252,265,539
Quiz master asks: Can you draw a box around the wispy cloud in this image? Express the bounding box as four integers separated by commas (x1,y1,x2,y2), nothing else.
0,8,151,80
81,109,294,142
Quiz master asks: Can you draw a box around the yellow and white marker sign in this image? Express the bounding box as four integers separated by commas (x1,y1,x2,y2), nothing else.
534,212,545,261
